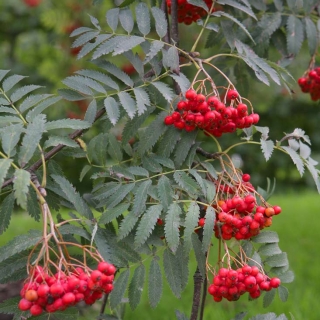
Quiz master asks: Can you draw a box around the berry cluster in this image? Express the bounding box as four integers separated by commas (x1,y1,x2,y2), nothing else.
214,174,281,241
208,265,281,302
18,262,116,316
298,67,320,101
166,0,214,25
164,89,259,138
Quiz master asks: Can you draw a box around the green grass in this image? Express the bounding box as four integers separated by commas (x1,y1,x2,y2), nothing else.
1,191,320,319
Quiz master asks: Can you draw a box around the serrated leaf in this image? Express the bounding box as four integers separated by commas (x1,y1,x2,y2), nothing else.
176,242,189,291
99,203,130,224
118,212,139,240
184,202,200,254
158,126,181,157
135,204,162,247
123,51,144,76
136,2,151,35
84,99,97,124
152,82,174,102
106,8,120,32
99,61,134,87
58,89,86,101
242,240,253,257
104,97,120,125
51,174,93,219
119,7,134,33
59,224,91,240
77,34,113,60
265,253,288,268
282,146,304,176
113,36,145,56
258,243,282,256
10,85,42,103
286,15,304,55
108,134,123,162
157,175,173,211
252,231,279,243
174,130,197,167
0,297,21,315
133,87,150,116
2,75,27,92
263,289,276,308
76,69,119,90
191,233,206,278
0,230,42,263
13,169,30,209
70,26,94,37
72,31,100,48
170,73,191,95
256,13,282,45
127,166,149,177
44,136,79,150
165,203,181,253
148,258,163,308
62,76,93,95
152,155,175,169
45,119,91,131
104,183,135,209
249,251,262,268
173,171,199,197
261,139,274,161
128,264,145,310
163,47,179,72
299,141,311,159
138,112,167,155
0,70,10,83
151,7,168,38
110,269,130,309
144,40,165,64
94,227,115,264
87,133,108,165
89,14,101,30
132,180,152,217
118,91,136,119
18,114,46,166
0,193,15,235
278,270,294,283
163,248,182,297
217,0,256,19
304,17,318,55
278,285,289,302
187,0,209,11
0,159,13,190
202,206,215,252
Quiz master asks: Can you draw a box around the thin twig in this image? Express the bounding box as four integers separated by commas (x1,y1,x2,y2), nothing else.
190,267,203,320
196,147,222,159
99,293,110,317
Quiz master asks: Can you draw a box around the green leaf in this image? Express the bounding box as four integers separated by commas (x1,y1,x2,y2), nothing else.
89,14,101,30
51,174,93,219
0,159,13,190
202,206,215,252
216,0,256,19
92,36,127,59
144,40,165,64
113,36,146,56
70,26,94,37
84,99,97,124
191,233,206,278
282,146,304,176
183,202,200,254
0,229,42,263
157,175,173,211
173,171,199,197
72,31,100,48
304,17,318,55
119,7,134,33
252,231,279,243
26,96,62,122
98,61,134,87
118,91,136,119
278,270,294,283
62,76,93,95
110,269,130,309
170,73,191,95
148,258,163,308
286,15,304,55
76,69,119,90
27,189,41,222
132,180,152,217
94,227,114,264
175,310,189,320
124,51,144,76
106,8,120,32
103,183,135,209
263,289,276,308
30,308,79,320
10,85,42,103
138,111,167,155
45,119,91,131
136,2,151,35
152,82,174,102
0,193,15,235
256,13,282,45
104,97,120,125
1,124,24,155
151,7,168,38
87,133,108,165
0,297,21,316
261,139,274,161
99,203,130,224
265,253,289,268
18,93,53,112
163,248,182,298
44,135,79,149
0,70,10,82
2,75,27,92
59,224,91,240
118,212,140,240
152,155,175,169
249,251,262,268
58,88,86,101
176,242,189,291
165,203,181,253
187,0,209,11
127,166,149,177
13,169,30,209
157,126,181,158
258,243,282,256
133,87,151,116
174,130,197,167
128,264,146,310
19,114,46,166
163,47,179,72
278,285,289,302
108,134,123,162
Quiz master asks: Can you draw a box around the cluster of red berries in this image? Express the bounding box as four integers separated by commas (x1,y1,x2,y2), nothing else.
298,68,320,101
213,174,281,241
18,262,116,316
166,0,214,25
208,265,281,302
164,89,259,138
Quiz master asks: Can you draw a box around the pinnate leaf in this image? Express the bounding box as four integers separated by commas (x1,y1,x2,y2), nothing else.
132,180,152,216
183,202,200,254
128,264,146,310
173,171,199,197
261,139,274,161
118,91,136,119
45,119,91,131
202,206,215,252
118,212,139,240
286,15,304,55
252,231,279,243
151,7,168,38
148,258,163,308
282,146,304,176
13,169,30,209
104,97,120,125
2,75,27,92
136,3,151,36
0,193,15,235
157,175,173,211
110,269,130,309
165,203,181,253
0,159,13,190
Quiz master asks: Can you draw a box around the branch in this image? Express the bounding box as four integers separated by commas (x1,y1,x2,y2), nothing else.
196,147,222,159
190,267,203,320
199,276,207,320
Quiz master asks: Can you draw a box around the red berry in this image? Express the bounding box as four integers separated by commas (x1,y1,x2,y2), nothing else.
226,89,239,100
50,283,64,297
270,277,281,288
30,304,43,316
23,0,42,7
273,205,282,215
18,298,32,311
105,264,117,276
25,289,38,302
37,284,50,297
164,115,174,125
198,218,205,227
242,173,250,182
185,89,197,100
62,292,76,306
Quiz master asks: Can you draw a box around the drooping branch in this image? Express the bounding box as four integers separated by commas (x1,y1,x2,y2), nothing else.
190,267,203,320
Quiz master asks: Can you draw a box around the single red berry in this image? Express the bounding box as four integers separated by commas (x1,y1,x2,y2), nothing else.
37,284,50,297
273,205,282,215
30,304,43,316
50,283,64,297
270,277,281,288
198,218,205,227
177,100,187,110
196,93,206,103
185,89,197,100
62,292,76,306
242,173,251,182
226,89,239,100
18,298,32,311
164,115,174,125
105,264,117,276
91,270,103,282
157,218,164,226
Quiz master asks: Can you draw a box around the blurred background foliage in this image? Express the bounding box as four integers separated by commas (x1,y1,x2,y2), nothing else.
0,0,319,193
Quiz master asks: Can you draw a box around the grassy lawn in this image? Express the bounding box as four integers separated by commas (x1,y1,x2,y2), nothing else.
1,191,320,319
